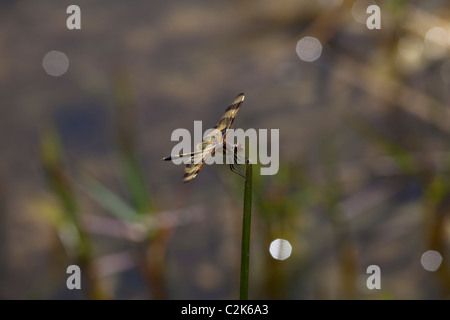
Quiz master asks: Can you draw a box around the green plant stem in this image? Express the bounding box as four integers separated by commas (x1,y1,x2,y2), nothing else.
240,159,252,300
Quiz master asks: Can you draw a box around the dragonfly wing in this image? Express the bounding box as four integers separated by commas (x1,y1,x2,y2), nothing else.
214,93,244,135
183,140,218,182
176,93,245,183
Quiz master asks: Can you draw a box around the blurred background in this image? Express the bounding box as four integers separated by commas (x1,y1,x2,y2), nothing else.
0,0,449,299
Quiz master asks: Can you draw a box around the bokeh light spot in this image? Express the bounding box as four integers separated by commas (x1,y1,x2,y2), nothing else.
396,35,424,73
42,51,69,77
421,250,443,272
424,27,448,59
296,37,322,62
269,239,292,260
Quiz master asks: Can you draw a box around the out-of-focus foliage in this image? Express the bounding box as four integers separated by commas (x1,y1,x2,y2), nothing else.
0,0,449,299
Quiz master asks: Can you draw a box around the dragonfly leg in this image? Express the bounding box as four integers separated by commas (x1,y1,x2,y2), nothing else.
229,164,245,179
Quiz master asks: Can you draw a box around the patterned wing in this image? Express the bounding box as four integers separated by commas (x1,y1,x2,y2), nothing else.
183,93,245,182
214,93,244,137
183,133,219,182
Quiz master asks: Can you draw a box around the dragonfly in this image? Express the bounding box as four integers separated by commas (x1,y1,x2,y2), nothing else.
162,93,246,182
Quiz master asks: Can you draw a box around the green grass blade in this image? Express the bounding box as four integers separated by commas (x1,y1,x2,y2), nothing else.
113,70,154,214
240,159,252,300
81,174,139,222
